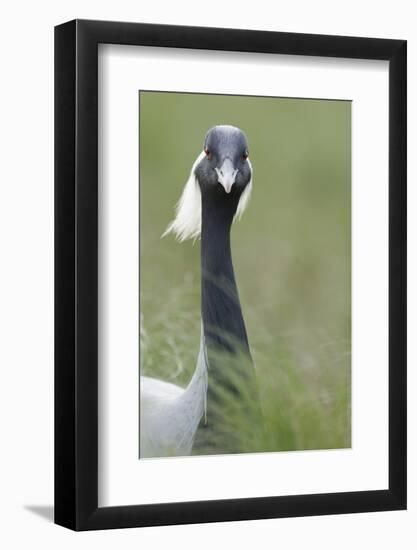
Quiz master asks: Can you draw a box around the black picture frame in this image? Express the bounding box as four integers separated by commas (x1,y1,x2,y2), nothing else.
55,19,407,531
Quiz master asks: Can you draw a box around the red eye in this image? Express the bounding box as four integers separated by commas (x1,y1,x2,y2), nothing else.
204,147,212,160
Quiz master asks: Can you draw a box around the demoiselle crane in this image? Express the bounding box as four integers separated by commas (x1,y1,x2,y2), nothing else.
140,125,257,458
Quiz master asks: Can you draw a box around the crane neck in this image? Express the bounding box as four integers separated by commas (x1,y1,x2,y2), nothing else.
193,190,259,455
200,192,250,357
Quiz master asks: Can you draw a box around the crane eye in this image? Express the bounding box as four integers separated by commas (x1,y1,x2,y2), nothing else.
204,147,212,160
241,151,249,161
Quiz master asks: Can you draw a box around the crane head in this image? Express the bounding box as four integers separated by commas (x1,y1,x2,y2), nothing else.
195,125,252,196
162,125,253,242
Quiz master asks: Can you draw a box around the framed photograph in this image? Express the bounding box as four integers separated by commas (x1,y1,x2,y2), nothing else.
55,19,406,530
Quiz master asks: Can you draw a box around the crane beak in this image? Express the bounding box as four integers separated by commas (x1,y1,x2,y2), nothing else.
215,158,238,194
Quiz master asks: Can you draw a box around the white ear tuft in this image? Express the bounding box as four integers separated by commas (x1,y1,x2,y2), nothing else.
234,158,253,221
162,154,253,242
162,151,205,242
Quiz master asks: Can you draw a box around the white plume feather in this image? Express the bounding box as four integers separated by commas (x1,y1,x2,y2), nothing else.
162,151,205,242
235,158,253,221
162,153,253,242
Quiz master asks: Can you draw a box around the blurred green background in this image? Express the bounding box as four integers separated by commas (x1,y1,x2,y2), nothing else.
140,91,351,453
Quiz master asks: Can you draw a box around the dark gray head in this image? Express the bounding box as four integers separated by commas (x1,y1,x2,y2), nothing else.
163,125,253,242
195,125,252,196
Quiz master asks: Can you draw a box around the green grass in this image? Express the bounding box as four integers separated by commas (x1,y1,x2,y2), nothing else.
140,91,351,454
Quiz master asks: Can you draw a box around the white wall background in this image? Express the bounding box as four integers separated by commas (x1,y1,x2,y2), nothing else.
0,1,415,548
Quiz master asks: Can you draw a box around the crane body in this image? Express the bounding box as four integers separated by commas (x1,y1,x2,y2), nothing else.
140,125,255,458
